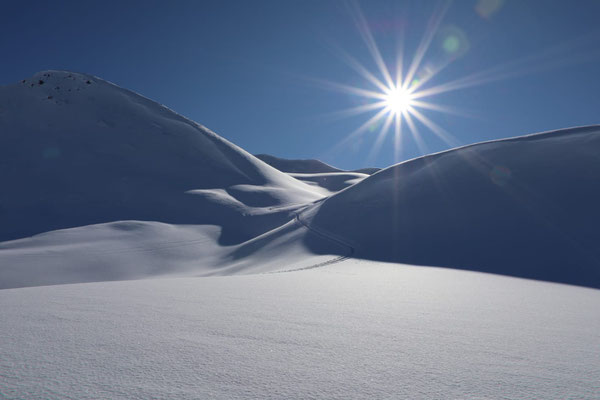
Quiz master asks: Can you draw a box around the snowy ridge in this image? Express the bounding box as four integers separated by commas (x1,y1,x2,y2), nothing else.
304,125,600,288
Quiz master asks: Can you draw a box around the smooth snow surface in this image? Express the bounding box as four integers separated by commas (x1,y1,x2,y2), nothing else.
305,126,600,289
1,261,599,399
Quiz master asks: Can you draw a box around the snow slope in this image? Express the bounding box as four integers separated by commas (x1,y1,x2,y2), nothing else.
0,71,321,244
255,154,377,194
287,171,368,195
1,261,598,399
304,126,600,289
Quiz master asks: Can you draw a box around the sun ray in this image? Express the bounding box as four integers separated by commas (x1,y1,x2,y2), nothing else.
367,112,395,163
407,55,460,93
409,108,460,148
409,100,476,118
315,101,389,122
347,1,395,88
393,113,404,163
318,1,597,167
403,111,428,155
395,13,406,93
329,45,391,93
410,31,600,100
403,1,451,90
309,77,388,100
333,107,390,152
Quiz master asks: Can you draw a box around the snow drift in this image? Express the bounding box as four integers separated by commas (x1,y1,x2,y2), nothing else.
304,126,600,288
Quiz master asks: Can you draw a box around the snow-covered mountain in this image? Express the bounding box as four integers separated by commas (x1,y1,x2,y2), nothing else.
303,126,600,288
1,72,599,399
0,71,321,244
1,71,599,290
0,71,336,288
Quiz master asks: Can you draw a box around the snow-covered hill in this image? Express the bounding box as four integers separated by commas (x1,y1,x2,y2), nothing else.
2,261,598,399
303,126,600,289
0,71,321,244
0,71,341,289
2,71,599,291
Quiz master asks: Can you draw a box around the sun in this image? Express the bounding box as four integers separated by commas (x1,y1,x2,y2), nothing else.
384,86,414,115
314,2,473,162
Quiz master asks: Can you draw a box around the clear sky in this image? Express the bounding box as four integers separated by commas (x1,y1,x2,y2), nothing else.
2,0,599,170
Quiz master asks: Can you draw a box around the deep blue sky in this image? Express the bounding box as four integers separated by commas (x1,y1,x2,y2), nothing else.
2,0,599,169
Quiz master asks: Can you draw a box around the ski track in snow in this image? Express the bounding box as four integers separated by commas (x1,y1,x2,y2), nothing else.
269,210,355,274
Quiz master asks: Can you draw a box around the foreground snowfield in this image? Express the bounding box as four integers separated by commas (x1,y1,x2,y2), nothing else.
1,260,599,399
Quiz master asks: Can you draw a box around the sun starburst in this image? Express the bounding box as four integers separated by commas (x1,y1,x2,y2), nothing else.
311,1,469,163
384,86,414,116
308,1,594,164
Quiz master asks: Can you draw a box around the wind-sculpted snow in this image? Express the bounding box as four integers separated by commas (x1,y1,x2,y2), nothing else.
305,126,600,289
0,71,321,244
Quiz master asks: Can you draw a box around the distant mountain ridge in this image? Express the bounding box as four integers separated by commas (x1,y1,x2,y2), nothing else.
255,153,380,175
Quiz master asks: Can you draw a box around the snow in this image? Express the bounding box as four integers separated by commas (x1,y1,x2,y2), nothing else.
2,72,600,290
255,154,377,194
0,214,351,289
255,153,346,173
1,261,598,399
1,70,600,399
304,126,600,289
0,71,321,244
288,172,369,195
0,71,339,288
255,153,380,175
2,72,599,291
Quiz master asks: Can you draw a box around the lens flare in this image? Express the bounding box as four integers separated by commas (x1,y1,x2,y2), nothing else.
314,1,465,163
313,0,589,163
